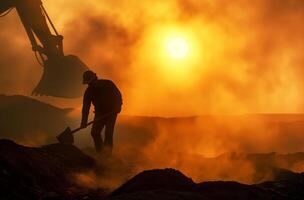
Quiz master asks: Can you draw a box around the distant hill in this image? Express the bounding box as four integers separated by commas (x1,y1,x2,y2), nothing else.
0,95,72,145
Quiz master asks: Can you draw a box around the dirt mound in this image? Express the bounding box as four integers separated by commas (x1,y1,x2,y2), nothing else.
109,168,304,200
42,143,95,170
0,139,102,200
259,168,304,199
194,181,278,200
111,168,195,196
1,139,304,200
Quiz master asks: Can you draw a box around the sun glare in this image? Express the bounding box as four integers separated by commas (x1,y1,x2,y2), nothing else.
136,24,202,87
166,37,189,59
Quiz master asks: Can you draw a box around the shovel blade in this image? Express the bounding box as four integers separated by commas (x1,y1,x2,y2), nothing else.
57,127,74,144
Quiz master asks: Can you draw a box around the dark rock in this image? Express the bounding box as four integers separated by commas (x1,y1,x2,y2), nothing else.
0,139,102,200
42,143,95,171
194,181,282,200
259,169,304,200
108,168,304,200
111,168,195,196
1,138,304,200
107,190,207,200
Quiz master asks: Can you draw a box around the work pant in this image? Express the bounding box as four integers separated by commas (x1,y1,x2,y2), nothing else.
90,113,117,156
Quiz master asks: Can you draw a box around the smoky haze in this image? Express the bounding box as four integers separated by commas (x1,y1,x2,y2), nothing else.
75,114,304,188
1,95,304,188
2,0,304,192
0,0,303,116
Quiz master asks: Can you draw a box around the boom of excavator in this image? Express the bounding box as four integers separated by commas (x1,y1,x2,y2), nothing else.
0,0,89,98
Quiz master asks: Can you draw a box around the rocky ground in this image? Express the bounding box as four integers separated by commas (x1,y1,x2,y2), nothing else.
0,139,304,200
0,139,104,200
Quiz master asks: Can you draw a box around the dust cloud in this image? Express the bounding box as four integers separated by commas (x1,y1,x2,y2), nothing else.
0,0,303,116
1,0,304,190
111,115,304,185
70,114,304,189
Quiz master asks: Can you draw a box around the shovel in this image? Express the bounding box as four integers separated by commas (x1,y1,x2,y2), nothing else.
57,112,114,144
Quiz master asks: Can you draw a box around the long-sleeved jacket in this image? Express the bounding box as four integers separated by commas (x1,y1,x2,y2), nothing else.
81,79,122,125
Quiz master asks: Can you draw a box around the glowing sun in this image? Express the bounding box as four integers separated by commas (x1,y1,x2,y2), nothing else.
166,37,189,59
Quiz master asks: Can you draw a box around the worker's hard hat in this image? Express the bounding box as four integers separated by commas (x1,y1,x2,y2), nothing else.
83,70,97,84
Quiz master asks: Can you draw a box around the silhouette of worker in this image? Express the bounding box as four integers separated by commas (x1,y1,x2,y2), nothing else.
81,70,122,156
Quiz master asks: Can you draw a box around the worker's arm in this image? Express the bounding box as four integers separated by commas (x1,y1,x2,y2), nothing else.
81,88,92,127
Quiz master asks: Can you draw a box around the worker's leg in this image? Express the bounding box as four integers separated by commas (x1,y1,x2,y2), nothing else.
103,114,117,156
90,117,105,153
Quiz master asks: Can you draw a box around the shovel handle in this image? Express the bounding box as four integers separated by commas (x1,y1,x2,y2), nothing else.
71,112,115,134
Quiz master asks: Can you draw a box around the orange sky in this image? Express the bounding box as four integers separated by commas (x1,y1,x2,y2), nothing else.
0,0,303,116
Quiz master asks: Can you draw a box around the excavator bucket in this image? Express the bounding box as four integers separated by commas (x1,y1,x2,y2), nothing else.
32,55,89,98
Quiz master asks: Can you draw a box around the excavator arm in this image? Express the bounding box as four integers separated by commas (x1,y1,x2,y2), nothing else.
0,0,88,98
0,1,13,13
